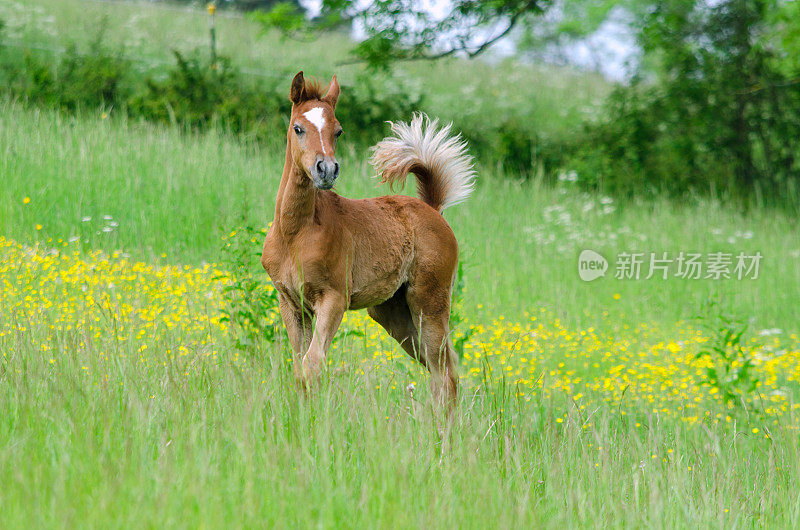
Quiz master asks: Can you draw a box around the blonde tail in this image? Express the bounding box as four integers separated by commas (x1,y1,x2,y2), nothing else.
370,113,475,212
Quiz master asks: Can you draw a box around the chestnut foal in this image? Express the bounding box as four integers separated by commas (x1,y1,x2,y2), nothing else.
261,72,475,406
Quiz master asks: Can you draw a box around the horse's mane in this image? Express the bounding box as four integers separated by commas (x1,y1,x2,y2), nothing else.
303,78,324,100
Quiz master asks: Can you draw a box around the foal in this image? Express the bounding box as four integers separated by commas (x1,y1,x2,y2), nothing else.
261,72,475,405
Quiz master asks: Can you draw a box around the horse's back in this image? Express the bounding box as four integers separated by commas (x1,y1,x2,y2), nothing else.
335,193,457,257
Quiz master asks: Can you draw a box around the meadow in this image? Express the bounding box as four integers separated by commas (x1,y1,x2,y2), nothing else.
2,0,800,527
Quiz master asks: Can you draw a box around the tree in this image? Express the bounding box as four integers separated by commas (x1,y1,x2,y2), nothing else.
544,0,800,195
628,0,799,191
253,0,552,70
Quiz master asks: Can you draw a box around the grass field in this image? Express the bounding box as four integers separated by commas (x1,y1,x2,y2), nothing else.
3,100,800,527
2,1,800,527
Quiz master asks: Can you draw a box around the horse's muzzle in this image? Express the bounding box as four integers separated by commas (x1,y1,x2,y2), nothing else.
311,155,339,189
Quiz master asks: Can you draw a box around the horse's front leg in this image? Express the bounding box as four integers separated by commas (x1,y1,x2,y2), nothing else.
300,291,347,384
277,293,313,384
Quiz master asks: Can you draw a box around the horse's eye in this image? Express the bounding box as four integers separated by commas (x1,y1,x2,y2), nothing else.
293,125,304,135
335,129,343,138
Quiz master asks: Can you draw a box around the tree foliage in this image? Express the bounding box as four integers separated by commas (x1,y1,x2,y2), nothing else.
253,0,552,70
571,0,800,196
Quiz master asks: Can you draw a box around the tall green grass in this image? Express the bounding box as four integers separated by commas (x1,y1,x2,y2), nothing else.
2,329,798,528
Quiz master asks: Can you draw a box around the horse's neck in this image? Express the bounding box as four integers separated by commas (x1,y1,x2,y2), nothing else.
274,143,316,237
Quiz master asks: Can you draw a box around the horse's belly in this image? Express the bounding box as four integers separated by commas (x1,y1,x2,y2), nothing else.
348,258,409,310
348,281,401,310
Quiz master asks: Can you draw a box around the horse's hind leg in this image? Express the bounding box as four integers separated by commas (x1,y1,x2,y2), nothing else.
369,282,458,408
405,283,458,408
367,285,423,366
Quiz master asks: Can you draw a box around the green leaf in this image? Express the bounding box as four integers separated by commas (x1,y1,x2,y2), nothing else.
249,3,307,36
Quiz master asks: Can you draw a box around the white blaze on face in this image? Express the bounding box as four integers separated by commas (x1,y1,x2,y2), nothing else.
303,107,327,155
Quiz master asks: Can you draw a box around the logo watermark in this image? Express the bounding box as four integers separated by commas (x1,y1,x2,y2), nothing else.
578,249,609,281
578,250,762,281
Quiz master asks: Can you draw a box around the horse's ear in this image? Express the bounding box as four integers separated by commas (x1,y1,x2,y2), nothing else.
290,71,306,105
323,75,339,109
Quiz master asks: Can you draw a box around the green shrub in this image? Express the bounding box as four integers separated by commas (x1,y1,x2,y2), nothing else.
216,224,285,352
488,119,535,177
333,71,424,146
469,120,568,178
2,29,129,112
128,51,287,140
693,306,761,408
450,261,475,360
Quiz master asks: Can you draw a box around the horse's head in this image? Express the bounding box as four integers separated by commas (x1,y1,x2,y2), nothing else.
287,71,342,190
